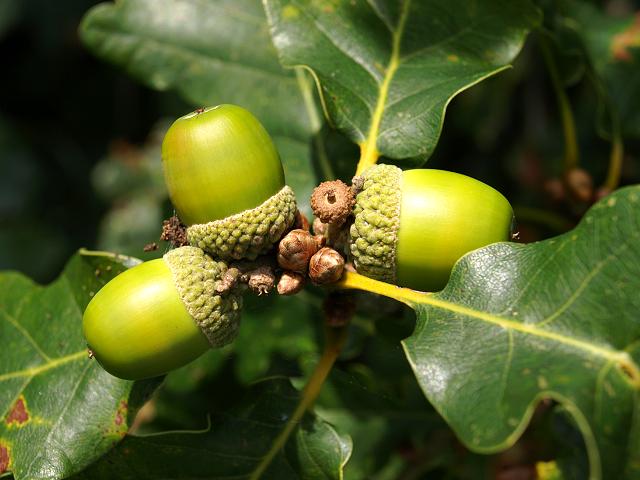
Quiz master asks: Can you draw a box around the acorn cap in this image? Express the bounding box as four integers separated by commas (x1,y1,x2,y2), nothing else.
164,246,243,347
187,185,297,261
349,164,402,283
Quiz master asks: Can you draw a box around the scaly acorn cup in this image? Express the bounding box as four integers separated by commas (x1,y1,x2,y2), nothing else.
350,165,514,292
83,246,242,380
162,104,297,260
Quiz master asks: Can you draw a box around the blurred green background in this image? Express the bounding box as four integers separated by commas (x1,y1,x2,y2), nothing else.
0,0,189,282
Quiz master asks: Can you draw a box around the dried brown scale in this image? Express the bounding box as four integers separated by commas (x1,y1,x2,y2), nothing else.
294,210,311,231
143,242,158,252
161,216,189,246
309,247,345,285
310,180,355,225
277,271,305,296
215,267,241,294
312,218,328,236
351,175,365,194
277,229,321,273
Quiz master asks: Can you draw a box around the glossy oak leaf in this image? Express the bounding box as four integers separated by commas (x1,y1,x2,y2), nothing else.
264,0,540,167
339,185,640,479
0,250,160,480
73,378,352,480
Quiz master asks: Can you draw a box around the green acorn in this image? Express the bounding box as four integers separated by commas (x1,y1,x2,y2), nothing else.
83,246,242,380
350,165,514,292
162,104,297,260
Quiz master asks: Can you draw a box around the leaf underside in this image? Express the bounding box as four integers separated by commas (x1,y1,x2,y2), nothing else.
402,186,640,479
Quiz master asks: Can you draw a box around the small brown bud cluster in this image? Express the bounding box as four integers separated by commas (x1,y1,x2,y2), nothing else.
275,228,346,294
217,260,277,297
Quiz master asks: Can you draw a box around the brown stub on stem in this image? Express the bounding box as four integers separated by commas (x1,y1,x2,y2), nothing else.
309,247,345,285
310,180,355,225
161,216,189,247
323,292,356,327
277,271,305,295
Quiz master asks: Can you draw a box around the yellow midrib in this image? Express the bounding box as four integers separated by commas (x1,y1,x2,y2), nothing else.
356,0,411,176
337,271,640,387
0,350,87,382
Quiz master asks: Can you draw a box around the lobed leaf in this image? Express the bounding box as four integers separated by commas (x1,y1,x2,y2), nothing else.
264,0,540,166
0,250,158,480
401,186,640,479
339,185,640,479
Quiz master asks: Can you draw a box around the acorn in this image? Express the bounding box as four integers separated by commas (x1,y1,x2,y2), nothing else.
83,246,242,380
162,105,297,261
350,165,514,292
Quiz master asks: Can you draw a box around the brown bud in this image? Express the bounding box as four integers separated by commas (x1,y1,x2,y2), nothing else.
277,229,320,273
277,271,305,296
243,265,275,296
563,168,593,203
309,247,345,285
294,210,311,231
310,180,355,225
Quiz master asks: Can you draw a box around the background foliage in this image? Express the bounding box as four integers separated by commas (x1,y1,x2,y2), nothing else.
1,0,640,479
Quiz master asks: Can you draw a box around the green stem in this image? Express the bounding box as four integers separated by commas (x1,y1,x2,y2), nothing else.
538,33,579,171
249,325,348,480
604,121,624,192
336,269,424,307
296,68,335,180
